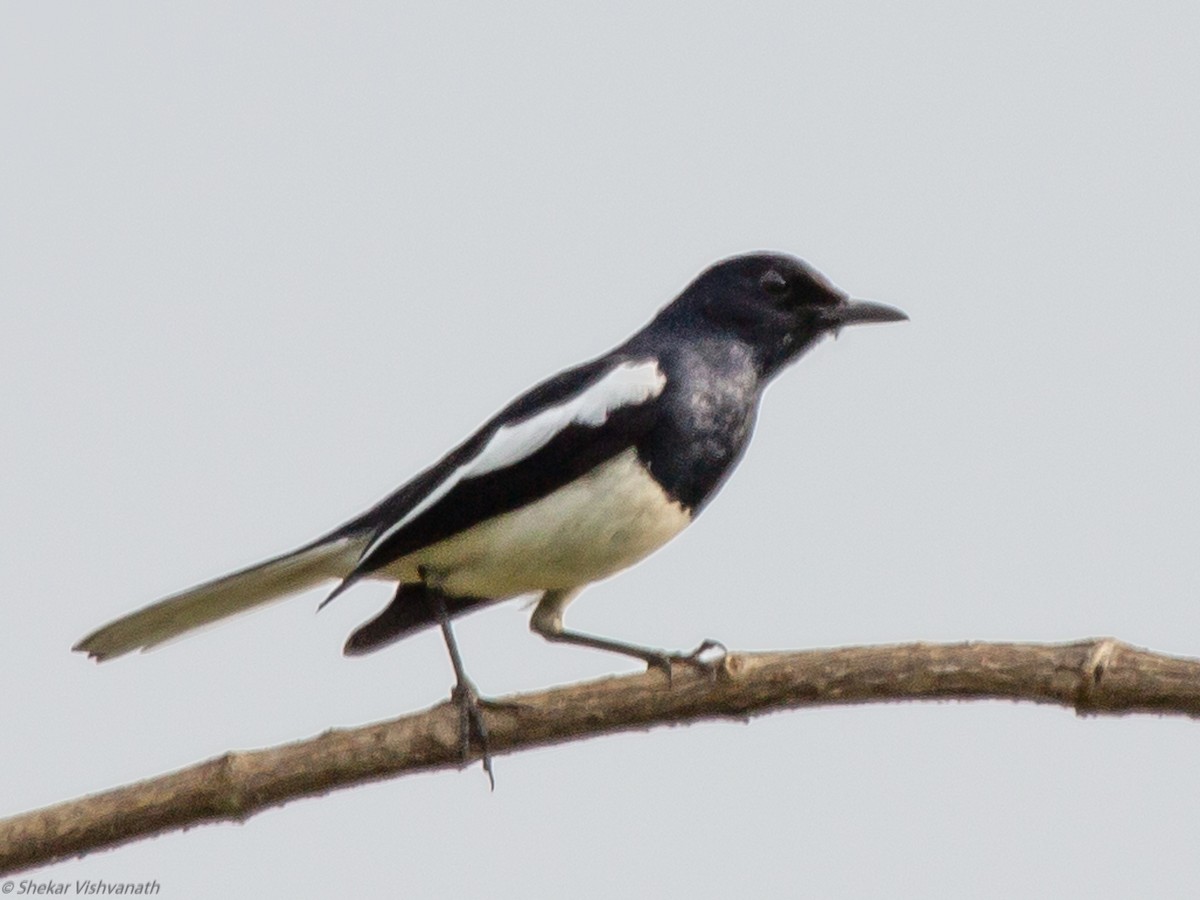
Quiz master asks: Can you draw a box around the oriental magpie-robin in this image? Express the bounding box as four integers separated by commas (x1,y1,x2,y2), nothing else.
75,252,906,782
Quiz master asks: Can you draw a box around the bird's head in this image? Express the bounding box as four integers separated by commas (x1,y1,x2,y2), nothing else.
654,252,907,379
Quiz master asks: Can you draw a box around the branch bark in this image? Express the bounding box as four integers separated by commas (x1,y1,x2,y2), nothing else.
5,637,1200,875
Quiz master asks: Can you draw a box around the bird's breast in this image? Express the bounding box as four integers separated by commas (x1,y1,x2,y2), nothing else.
636,342,761,512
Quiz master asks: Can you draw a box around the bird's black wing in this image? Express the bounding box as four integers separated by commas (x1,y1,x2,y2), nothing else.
322,353,666,602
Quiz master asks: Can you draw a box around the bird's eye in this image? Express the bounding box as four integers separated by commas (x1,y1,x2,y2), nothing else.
760,270,789,295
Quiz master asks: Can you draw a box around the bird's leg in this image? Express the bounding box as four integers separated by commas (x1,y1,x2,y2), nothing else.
429,590,496,789
531,589,727,684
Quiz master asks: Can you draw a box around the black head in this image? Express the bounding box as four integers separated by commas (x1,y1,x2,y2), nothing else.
650,252,907,379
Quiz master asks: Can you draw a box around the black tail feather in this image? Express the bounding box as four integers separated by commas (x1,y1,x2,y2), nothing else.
344,583,491,655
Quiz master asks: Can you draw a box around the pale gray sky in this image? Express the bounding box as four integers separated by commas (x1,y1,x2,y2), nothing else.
3,2,1199,897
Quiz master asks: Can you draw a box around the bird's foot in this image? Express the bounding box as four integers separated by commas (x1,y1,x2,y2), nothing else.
647,639,728,685
449,679,500,790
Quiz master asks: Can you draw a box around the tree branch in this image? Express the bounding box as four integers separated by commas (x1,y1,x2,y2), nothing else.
5,637,1200,874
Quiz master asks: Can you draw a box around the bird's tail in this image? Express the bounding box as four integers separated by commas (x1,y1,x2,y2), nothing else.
73,536,363,661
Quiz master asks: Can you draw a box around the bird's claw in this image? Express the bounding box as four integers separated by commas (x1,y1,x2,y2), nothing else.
648,639,728,686
449,680,496,789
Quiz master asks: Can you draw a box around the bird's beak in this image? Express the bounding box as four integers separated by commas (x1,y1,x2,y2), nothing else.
823,298,909,328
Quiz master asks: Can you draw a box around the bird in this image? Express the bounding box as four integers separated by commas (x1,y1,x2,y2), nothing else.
74,251,907,783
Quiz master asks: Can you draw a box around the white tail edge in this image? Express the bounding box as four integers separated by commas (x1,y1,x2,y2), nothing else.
73,537,361,661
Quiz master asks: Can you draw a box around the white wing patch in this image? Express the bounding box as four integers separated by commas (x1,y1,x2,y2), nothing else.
363,359,666,559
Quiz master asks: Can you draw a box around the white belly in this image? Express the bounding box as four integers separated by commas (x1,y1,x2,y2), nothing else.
381,447,691,598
